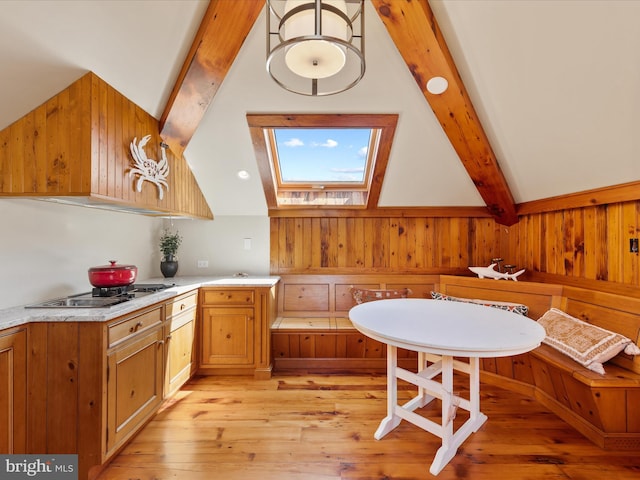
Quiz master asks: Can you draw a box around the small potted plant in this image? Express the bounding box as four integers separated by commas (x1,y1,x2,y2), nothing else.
159,229,182,278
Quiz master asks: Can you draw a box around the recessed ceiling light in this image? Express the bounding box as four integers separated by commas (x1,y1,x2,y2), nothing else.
426,76,448,95
237,170,250,180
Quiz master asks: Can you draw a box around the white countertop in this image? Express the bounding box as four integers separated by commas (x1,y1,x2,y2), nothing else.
0,275,280,330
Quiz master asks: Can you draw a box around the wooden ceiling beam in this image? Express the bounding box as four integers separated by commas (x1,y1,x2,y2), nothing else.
371,0,518,226
159,0,265,158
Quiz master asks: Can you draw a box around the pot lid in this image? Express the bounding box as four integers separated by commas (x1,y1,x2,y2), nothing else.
89,260,137,271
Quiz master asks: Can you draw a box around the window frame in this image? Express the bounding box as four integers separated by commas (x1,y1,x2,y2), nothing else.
247,113,398,211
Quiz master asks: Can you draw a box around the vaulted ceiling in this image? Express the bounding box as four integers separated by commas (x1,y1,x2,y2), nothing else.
1,1,639,224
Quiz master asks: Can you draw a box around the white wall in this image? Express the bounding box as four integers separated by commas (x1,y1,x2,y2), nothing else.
167,215,270,277
0,200,271,310
0,199,159,308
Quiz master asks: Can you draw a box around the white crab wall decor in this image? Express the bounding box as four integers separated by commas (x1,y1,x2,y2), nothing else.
129,134,169,200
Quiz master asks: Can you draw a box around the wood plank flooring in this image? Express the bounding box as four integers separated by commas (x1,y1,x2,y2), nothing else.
97,374,640,480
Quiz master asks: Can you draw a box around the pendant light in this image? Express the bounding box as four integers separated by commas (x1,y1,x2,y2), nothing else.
266,0,365,96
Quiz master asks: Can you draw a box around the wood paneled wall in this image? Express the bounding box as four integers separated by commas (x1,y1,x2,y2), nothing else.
270,216,502,275
505,201,640,287
0,72,212,219
270,199,640,289
0,74,93,195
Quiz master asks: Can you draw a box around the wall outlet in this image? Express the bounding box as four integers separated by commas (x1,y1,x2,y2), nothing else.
197,260,209,268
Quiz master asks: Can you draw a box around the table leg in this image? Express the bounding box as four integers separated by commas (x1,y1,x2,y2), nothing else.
429,355,455,474
415,352,436,407
469,357,485,426
429,356,488,475
372,350,488,475
374,344,402,439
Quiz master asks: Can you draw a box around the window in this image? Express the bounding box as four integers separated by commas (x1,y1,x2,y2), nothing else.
247,114,398,210
273,128,372,185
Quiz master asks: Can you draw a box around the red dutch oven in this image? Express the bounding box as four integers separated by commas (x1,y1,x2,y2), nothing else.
88,260,138,288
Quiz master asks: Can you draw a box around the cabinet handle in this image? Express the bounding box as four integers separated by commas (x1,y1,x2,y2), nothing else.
158,340,165,346
129,321,143,333
166,335,173,341
180,303,186,310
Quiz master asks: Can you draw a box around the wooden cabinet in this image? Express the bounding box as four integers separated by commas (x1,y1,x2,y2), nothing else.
0,327,27,454
164,290,198,397
105,308,164,455
199,285,277,378
18,281,276,478
27,302,167,479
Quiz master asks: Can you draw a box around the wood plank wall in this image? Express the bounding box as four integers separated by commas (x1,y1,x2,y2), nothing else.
505,202,640,286
0,75,92,195
0,72,212,219
86,73,214,219
270,199,640,288
270,216,502,275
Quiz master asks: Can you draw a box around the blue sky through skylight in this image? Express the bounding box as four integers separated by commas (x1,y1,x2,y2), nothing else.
274,128,371,183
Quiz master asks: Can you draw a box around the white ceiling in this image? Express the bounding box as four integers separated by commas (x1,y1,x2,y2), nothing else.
1,1,639,217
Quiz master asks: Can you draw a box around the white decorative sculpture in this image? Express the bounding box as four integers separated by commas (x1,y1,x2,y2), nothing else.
129,135,169,200
468,263,525,281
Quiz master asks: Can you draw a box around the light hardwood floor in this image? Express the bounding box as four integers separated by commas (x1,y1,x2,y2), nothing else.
97,374,640,480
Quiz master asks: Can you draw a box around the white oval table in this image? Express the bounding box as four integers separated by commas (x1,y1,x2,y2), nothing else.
349,298,546,476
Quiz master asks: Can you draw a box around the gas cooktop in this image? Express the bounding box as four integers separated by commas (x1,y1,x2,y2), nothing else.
25,283,175,309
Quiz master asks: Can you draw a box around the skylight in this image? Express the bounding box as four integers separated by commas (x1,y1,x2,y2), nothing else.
273,128,371,185
246,114,398,211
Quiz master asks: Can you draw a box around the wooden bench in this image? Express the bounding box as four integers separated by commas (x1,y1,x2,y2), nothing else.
271,274,439,373
271,273,640,451
437,275,640,451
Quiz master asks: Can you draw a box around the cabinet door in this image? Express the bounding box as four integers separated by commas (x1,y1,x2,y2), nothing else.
106,327,164,454
201,307,254,366
165,312,196,397
0,328,26,453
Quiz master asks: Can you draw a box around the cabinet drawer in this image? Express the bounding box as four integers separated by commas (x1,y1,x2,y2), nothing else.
167,306,196,332
166,291,198,318
108,307,163,347
202,289,254,305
